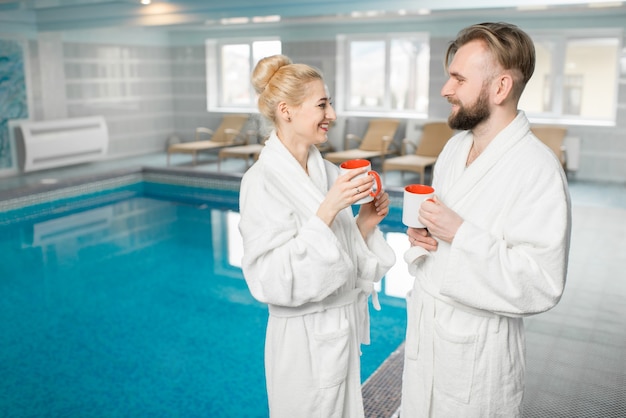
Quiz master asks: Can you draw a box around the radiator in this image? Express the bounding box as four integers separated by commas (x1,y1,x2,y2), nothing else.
15,116,109,172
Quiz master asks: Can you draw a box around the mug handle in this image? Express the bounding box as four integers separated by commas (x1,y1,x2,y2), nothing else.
368,170,382,197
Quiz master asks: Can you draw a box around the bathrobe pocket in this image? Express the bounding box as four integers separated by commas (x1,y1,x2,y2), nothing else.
433,321,477,404
404,290,422,360
313,322,350,388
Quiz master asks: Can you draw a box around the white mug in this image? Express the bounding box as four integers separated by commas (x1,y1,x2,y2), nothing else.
339,159,382,204
402,184,435,228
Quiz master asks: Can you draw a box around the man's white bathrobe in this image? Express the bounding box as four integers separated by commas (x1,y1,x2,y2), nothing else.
401,112,571,417
239,132,396,418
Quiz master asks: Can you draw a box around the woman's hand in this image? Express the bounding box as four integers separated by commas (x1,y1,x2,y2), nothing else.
356,191,390,239
407,227,438,251
317,168,374,226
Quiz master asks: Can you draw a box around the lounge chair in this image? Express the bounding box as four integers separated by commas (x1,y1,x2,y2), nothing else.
382,121,453,185
531,126,568,171
217,134,266,171
325,118,400,165
167,114,250,166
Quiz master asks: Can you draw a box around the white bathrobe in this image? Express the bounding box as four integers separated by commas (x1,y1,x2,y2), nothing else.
401,112,571,417
238,131,396,418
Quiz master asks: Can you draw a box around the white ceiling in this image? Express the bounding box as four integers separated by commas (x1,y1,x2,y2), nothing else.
0,0,625,31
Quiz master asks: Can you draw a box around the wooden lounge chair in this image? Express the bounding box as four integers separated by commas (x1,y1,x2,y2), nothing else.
531,126,568,171
217,134,266,171
218,134,336,171
325,119,400,165
167,114,250,165
382,121,454,185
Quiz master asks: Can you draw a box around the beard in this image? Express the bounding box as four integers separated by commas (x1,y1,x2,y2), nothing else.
448,87,490,131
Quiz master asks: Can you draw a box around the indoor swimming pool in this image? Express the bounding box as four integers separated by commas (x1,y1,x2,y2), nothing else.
0,173,411,417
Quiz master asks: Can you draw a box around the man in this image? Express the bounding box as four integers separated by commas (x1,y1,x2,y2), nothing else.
401,22,571,417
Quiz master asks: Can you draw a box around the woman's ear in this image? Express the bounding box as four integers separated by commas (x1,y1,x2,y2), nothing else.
278,102,291,123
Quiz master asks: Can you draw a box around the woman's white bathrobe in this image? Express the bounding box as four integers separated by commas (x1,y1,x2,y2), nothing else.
401,112,571,417
238,132,396,418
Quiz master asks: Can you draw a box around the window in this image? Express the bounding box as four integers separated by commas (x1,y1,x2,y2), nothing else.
337,33,430,116
520,32,621,125
206,39,281,111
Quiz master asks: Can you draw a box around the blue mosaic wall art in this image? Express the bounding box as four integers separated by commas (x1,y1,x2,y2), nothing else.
0,39,29,171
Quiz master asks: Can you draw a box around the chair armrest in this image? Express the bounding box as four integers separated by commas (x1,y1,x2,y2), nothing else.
240,129,257,145
224,128,243,144
400,138,412,156
381,135,396,153
195,127,214,141
344,133,362,150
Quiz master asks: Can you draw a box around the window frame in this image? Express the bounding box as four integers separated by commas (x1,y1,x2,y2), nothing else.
206,37,281,113
336,32,430,118
523,29,622,127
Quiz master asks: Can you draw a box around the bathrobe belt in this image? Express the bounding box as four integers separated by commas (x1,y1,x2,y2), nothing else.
268,287,364,318
268,284,377,345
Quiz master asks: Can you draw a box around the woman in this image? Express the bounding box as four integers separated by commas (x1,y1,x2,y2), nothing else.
238,54,396,418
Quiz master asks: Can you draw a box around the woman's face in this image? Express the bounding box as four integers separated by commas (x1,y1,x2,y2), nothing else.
290,79,336,145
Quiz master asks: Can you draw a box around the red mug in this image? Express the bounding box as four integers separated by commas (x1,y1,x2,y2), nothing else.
339,159,382,204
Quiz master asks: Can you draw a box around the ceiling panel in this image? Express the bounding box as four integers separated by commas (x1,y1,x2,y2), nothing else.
0,0,624,31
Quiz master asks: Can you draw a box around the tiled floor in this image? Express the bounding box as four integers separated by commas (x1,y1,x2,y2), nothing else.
521,198,626,417
2,152,626,417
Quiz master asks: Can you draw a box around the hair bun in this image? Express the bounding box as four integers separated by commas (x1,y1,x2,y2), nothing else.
251,54,292,94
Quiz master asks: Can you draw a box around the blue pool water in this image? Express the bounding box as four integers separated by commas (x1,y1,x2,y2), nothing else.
0,180,408,417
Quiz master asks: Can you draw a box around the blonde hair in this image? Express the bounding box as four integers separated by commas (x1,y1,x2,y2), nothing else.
445,22,535,100
251,54,323,124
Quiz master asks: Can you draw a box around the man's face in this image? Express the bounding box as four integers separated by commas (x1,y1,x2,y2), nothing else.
441,39,494,131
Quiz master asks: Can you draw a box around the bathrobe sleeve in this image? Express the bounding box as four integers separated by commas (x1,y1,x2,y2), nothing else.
438,141,571,317
238,164,355,308
359,226,396,284
325,160,396,288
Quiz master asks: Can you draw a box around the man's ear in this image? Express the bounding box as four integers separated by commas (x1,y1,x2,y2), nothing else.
493,73,514,105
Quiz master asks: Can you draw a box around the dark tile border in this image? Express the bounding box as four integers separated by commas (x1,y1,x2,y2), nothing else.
363,343,404,418
0,167,244,211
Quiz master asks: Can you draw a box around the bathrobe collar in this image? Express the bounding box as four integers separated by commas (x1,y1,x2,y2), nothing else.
258,130,329,213
442,111,531,208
